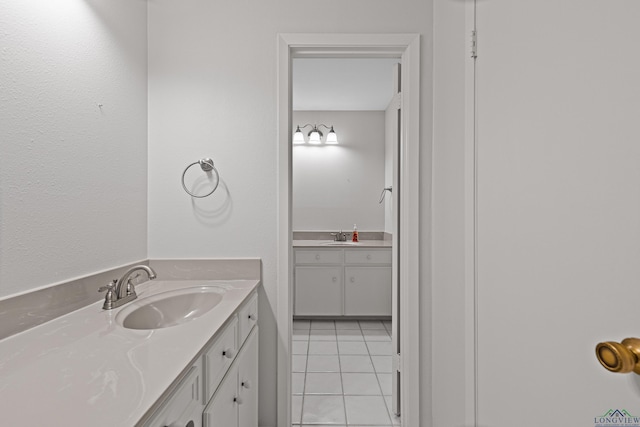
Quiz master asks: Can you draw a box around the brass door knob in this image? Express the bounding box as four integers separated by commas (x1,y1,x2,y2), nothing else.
595,338,640,375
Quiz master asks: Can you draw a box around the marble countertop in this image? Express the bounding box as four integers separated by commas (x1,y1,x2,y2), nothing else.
0,279,259,426
293,239,392,248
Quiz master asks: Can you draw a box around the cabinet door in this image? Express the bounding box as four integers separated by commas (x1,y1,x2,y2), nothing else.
344,266,392,316
143,363,203,427
237,328,258,427
294,266,342,316
202,363,239,427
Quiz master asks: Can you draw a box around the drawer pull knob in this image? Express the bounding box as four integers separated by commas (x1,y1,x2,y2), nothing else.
222,348,235,359
350,277,355,283
332,277,337,283
241,380,252,389
315,254,320,260
248,313,257,321
366,254,372,260
233,396,243,404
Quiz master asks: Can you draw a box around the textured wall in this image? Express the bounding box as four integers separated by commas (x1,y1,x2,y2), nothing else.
0,0,148,298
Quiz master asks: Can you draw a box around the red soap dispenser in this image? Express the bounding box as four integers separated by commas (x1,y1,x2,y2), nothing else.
352,224,359,242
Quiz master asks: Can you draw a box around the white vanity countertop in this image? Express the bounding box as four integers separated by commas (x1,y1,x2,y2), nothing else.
293,239,392,248
0,279,259,426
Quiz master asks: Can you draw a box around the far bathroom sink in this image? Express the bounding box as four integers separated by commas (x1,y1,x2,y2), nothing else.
322,241,360,246
115,286,224,330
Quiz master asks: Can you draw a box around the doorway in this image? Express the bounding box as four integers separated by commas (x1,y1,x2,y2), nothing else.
290,57,399,426
277,33,421,427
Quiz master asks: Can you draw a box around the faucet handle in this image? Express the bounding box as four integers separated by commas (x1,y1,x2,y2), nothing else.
125,278,137,297
98,280,117,293
99,280,118,310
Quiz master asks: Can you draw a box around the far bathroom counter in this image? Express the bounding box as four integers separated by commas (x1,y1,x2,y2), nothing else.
0,278,259,426
293,239,392,248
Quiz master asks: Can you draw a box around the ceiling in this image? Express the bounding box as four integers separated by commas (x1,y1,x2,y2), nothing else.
292,58,400,111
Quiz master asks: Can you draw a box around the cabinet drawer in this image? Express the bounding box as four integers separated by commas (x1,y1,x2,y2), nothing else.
204,316,238,403
238,292,258,346
143,360,203,427
295,250,343,264
345,249,391,264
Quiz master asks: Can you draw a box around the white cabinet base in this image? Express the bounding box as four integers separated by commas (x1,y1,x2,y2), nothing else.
142,290,258,427
142,359,203,427
294,248,392,317
203,327,258,427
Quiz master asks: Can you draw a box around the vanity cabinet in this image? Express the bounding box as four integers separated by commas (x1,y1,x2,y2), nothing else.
142,359,204,427
294,249,344,316
142,291,258,427
294,247,391,317
203,327,258,427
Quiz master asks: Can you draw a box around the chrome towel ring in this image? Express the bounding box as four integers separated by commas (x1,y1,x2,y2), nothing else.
181,158,220,198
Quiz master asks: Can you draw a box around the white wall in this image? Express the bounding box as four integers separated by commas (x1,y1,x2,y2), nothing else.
431,1,472,426
292,111,385,232
147,0,433,425
0,0,148,298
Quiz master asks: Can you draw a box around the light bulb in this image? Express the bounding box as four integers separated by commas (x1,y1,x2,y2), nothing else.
293,127,305,144
326,128,338,144
308,131,321,144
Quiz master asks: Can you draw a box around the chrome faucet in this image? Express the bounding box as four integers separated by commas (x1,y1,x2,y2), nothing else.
99,265,157,310
331,231,348,242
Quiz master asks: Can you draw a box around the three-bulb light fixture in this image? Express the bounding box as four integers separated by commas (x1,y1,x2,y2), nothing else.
293,124,339,145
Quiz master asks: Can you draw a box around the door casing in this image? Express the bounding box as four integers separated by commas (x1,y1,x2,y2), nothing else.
276,33,421,427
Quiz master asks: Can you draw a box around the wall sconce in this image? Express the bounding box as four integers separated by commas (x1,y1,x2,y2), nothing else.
293,124,339,145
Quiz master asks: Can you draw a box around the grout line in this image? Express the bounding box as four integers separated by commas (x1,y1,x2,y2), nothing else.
335,320,349,426
293,319,397,426
364,320,394,426
299,326,310,425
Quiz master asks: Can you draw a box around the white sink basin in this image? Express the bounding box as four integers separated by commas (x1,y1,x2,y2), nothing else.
322,241,359,246
116,286,225,330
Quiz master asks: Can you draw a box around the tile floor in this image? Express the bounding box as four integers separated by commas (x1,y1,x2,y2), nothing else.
291,319,401,426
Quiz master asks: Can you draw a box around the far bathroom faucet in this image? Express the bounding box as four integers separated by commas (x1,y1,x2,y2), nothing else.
99,265,157,310
331,231,348,242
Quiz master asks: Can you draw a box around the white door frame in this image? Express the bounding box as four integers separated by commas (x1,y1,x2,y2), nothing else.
276,33,421,426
